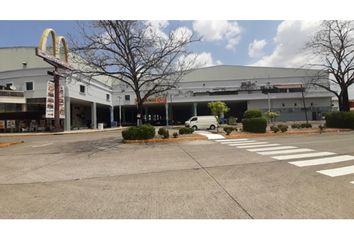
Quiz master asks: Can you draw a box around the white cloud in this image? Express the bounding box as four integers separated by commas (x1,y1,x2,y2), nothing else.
248,39,267,58
178,52,222,69
171,26,193,43
252,20,322,67
144,20,169,39
192,20,242,50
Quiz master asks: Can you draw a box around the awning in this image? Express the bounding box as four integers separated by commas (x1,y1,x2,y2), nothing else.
273,83,304,89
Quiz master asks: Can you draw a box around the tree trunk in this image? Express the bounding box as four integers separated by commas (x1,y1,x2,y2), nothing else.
339,87,350,112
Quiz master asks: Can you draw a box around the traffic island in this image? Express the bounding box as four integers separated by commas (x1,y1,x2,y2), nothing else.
123,134,207,144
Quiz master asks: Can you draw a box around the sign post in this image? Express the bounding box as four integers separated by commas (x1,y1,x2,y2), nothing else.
35,28,72,132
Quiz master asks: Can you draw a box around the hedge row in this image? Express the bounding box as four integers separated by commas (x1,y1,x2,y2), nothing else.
242,109,267,133
325,111,354,129
179,127,194,135
242,117,267,133
122,124,155,140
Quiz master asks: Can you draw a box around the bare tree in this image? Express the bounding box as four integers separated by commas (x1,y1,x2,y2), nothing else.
70,20,198,125
306,20,354,112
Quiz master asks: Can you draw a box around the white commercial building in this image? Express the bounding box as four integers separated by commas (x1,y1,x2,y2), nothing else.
0,47,333,132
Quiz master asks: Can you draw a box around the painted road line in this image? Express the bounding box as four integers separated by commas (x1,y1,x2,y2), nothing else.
31,143,53,148
273,152,336,160
247,146,297,152
351,181,354,185
257,148,314,156
317,165,354,177
289,155,354,167
221,140,256,145
237,143,280,149
196,131,225,140
228,142,268,146
215,139,249,142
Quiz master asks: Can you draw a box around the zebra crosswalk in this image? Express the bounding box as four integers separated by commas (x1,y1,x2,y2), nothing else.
214,138,354,186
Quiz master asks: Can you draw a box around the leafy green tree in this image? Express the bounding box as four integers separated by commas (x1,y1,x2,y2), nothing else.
264,111,280,123
208,101,229,132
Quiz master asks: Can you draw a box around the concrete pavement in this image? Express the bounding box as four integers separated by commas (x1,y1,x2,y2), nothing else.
0,131,354,218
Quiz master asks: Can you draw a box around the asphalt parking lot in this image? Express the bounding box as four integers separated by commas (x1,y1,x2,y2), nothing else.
0,130,354,218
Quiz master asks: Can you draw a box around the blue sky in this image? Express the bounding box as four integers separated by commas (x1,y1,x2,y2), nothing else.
0,20,287,66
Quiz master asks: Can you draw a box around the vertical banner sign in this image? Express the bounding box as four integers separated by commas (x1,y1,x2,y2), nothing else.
0,120,5,129
59,86,65,119
46,81,55,118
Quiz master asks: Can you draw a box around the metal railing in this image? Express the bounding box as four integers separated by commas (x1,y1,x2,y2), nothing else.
0,90,24,97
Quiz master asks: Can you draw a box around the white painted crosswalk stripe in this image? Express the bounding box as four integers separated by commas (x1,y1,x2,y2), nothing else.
317,165,354,177
257,148,314,156
228,142,268,146
273,152,336,160
247,146,297,152
237,143,280,149
215,139,249,142
289,155,354,167
221,140,256,144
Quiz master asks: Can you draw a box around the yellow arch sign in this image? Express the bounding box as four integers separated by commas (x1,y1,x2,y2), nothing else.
36,28,71,68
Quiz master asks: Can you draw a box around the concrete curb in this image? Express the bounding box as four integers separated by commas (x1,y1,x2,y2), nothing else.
0,127,125,137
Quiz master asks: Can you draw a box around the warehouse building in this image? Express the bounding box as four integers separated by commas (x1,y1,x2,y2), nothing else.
0,47,333,132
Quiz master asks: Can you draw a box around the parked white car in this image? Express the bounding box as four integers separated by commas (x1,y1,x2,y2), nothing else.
185,115,219,130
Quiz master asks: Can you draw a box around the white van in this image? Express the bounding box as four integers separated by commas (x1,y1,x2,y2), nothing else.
185,115,219,130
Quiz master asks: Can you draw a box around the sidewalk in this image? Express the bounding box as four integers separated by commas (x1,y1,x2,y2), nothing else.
0,127,124,137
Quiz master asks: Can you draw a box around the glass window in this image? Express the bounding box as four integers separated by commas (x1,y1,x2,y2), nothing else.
80,85,85,93
106,94,110,101
191,117,197,121
26,82,33,91
125,95,130,101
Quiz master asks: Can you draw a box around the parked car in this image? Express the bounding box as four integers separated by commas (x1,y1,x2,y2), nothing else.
185,115,219,130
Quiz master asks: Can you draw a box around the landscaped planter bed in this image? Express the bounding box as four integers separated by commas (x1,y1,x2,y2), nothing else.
123,134,207,143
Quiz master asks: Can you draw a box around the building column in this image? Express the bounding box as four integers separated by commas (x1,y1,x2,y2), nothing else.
169,104,173,124
91,102,97,129
21,103,27,112
165,102,169,126
64,96,71,131
193,102,198,116
110,106,114,124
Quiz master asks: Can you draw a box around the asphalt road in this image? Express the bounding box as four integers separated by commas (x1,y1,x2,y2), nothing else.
0,130,354,218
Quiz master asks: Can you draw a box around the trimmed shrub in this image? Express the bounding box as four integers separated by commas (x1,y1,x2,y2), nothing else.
158,128,169,139
179,127,194,135
270,125,279,133
227,116,238,125
325,111,354,129
301,123,312,128
158,127,165,136
242,117,267,133
173,132,178,138
122,124,155,140
223,126,236,135
277,124,288,133
291,123,301,129
243,109,262,119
